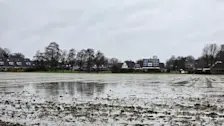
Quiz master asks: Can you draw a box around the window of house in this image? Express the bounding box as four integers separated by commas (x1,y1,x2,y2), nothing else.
26,62,31,66
17,62,22,66
9,62,14,65
143,60,148,66
148,62,153,67
143,63,147,66
0,62,4,65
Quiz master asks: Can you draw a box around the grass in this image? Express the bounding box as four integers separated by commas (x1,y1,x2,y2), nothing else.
30,70,112,74
2,69,187,74
28,70,184,74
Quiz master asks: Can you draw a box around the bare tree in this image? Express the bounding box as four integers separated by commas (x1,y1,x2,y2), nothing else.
45,42,61,71
166,55,176,70
108,58,121,73
76,49,86,71
33,50,46,71
10,53,25,59
34,50,45,61
186,55,195,63
0,47,10,58
109,58,118,64
85,48,95,72
216,44,224,62
67,48,76,71
202,44,219,66
203,45,209,66
94,50,106,72
108,58,119,69
209,44,219,65
60,49,68,70
221,44,224,51
136,59,143,67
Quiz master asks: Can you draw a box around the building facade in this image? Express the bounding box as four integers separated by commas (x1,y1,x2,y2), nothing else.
121,61,135,69
0,58,33,71
143,56,160,67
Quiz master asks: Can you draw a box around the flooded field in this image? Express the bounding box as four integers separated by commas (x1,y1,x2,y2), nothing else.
0,73,224,126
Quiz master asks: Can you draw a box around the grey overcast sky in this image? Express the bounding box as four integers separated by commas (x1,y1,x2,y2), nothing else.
0,0,224,62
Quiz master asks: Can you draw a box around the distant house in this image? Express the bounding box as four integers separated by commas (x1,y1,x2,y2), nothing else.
134,64,142,69
143,56,160,67
114,61,135,73
195,59,210,74
142,56,160,72
121,61,135,69
121,62,128,69
185,62,195,73
159,63,165,69
14,58,24,68
211,49,224,74
216,50,224,63
185,62,194,69
159,63,165,72
72,65,80,71
0,60,4,66
195,59,206,69
92,64,108,71
0,58,6,71
0,57,33,71
211,61,224,74
117,63,124,69
136,60,143,68
25,58,34,68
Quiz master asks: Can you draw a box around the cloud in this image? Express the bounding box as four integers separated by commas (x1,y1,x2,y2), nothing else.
0,0,224,62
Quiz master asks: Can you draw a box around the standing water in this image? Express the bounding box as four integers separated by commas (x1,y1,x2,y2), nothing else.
0,73,224,125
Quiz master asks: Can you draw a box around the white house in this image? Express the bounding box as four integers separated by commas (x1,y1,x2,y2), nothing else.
120,61,136,69
121,62,128,69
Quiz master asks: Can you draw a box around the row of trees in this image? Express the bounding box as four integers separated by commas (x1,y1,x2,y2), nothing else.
166,55,195,70
0,47,25,59
33,42,119,72
202,44,224,66
166,44,224,71
2,42,224,72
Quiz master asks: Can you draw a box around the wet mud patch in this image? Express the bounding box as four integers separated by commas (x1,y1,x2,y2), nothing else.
172,81,189,86
206,78,213,88
208,94,224,98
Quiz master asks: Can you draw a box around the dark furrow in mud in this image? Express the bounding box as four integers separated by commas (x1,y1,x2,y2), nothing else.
0,120,22,126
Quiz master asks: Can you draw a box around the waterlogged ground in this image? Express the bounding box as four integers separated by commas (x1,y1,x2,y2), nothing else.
0,73,224,126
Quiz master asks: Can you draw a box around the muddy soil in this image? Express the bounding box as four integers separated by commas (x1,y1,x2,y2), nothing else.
0,73,224,125
0,120,22,126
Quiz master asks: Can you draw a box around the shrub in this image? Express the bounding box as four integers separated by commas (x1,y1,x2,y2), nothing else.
7,68,17,72
120,69,134,73
17,69,24,72
111,65,121,73
24,68,37,72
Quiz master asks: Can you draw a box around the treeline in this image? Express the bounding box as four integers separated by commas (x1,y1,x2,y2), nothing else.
0,48,25,59
166,43,224,71
32,42,119,72
1,42,224,73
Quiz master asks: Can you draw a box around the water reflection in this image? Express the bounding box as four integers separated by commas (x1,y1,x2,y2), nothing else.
30,81,109,99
